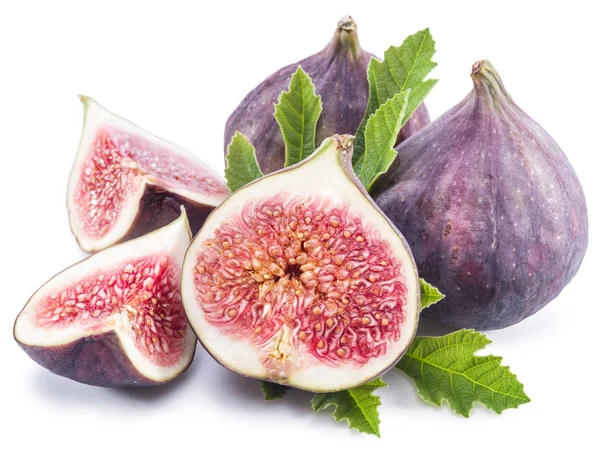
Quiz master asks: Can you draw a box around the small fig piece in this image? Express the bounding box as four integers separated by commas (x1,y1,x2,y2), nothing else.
224,16,429,174
373,60,588,330
183,135,420,392
14,210,196,387
68,97,230,253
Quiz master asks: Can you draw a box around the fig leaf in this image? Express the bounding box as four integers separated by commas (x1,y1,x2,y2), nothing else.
274,66,323,167
354,28,438,160
260,381,289,400
354,90,410,190
225,132,263,192
419,278,445,310
311,378,387,437
397,330,530,417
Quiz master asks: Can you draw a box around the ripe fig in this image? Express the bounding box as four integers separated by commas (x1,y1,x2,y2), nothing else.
373,60,588,330
68,97,230,253
224,16,429,174
182,135,420,392
14,210,196,387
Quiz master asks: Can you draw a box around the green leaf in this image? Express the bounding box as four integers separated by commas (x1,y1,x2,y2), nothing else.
353,90,410,190
397,330,530,417
419,278,445,310
274,66,323,167
260,381,289,401
311,378,387,437
354,28,438,160
224,132,263,192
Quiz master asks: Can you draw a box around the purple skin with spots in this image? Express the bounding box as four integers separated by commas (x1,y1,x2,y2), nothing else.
373,60,588,330
397,104,429,146
16,332,162,387
224,16,429,174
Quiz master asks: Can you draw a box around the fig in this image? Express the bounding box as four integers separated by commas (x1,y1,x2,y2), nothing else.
182,135,420,392
68,97,230,253
224,16,429,174
14,209,196,387
373,60,588,330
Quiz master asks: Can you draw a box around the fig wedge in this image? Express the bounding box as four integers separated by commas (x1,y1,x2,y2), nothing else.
14,209,196,387
68,97,229,253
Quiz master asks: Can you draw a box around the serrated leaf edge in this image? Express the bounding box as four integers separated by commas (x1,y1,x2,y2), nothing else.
224,131,263,192
354,89,409,189
399,331,530,417
274,66,323,167
419,278,445,310
353,28,437,159
311,379,387,437
260,381,289,401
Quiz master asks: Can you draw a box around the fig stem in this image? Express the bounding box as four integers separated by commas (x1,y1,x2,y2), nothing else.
471,59,514,105
336,15,361,61
338,15,356,32
333,133,355,154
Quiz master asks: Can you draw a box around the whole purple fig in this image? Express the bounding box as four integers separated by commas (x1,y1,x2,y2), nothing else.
373,60,588,330
224,15,430,174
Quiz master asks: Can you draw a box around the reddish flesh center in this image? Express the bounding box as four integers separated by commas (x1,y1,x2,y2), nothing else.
193,194,407,370
36,254,188,366
75,126,229,239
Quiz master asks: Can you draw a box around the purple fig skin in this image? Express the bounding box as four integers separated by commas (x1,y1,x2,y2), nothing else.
373,60,588,330
16,332,161,387
70,185,222,253
224,16,429,174
119,185,216,241
397,103,430,145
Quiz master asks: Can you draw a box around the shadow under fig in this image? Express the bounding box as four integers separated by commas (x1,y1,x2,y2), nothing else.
217,366,312,412
110,358,200,402
415,316,458,336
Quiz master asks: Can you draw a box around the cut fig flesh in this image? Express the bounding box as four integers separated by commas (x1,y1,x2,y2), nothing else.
182,136,419,392
14,209,196,387
68,97,230,253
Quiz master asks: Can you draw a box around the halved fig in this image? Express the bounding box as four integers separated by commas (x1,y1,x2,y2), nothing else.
182,135,419,392
68,97,230,253
14,209,196,387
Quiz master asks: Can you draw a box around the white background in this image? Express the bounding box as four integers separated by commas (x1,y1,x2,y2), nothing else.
1,0,598,458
